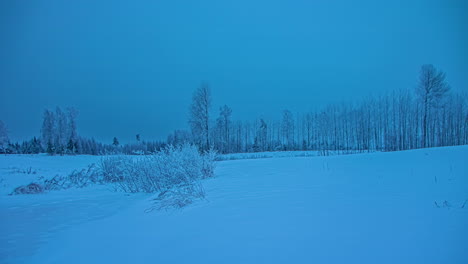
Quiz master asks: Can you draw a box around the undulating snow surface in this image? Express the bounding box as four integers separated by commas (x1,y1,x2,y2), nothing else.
1,147,467,264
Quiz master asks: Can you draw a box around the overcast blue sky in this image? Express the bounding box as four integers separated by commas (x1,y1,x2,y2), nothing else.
1,0,467,143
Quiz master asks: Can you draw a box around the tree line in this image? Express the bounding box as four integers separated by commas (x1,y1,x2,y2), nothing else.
176,64,467,154
0,107,165,155
1,64,467,155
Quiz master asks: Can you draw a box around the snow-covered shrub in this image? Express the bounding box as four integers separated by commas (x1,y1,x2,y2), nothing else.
67,164,101,187
10,144,215,208
201,148,217,178
146,181,206,211
98,144,214,209
42,164,101,190
99,144,216,195
99,155,158,193
99,156,128,183
42,175,68,191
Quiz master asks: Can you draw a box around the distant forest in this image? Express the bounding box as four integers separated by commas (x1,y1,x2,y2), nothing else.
1,64,467,155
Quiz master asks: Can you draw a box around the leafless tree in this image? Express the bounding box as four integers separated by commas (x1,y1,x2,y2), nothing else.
281,110,295,150
0,120,9,153
416,64,450,148
215,105,232,153
189,83,212,151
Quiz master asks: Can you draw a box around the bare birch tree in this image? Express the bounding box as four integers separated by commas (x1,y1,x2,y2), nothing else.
416,64,450,148
189,83,212,151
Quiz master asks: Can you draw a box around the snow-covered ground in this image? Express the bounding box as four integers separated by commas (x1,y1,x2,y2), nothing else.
216,149,361,160
1,146,467,264
217,150,321,160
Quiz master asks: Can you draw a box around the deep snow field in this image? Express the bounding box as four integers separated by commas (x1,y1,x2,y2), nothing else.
1,146,467,264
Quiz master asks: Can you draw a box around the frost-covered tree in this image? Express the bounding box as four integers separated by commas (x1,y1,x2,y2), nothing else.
216,105,232,153
304,113,314,149
253,119,268,152
41,109,55,151
416,64,451,148
67,107,78,153
113,137,119,146
55,107,68,155
281,110,295,150
189,83,211,151
39,107,80,155
18,137,43,154
0,120,9,153
167,129,191,146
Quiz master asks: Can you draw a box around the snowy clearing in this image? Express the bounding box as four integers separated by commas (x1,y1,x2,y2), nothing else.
1,146,468,264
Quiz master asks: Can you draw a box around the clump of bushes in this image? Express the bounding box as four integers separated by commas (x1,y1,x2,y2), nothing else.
11,144,217,210
10,164,101,195
146,181,206,212
43,164,101,190
99,144,216,193
99,144,216,209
